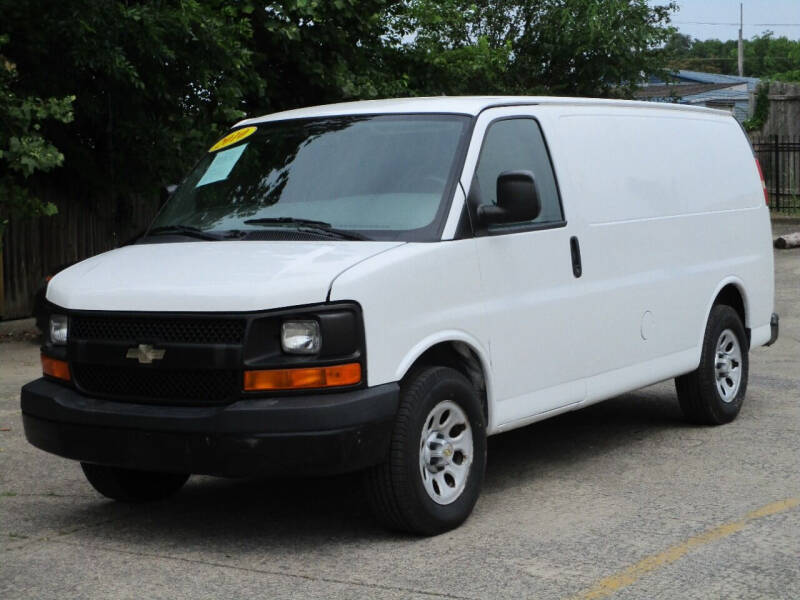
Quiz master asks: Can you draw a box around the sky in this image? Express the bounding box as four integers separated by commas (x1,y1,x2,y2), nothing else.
649,0,800,40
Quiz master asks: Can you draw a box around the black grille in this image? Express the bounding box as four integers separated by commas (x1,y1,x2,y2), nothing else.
73,364,240,404
71,316,246,345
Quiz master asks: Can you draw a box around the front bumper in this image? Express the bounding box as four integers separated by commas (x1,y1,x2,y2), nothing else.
21,378,398,477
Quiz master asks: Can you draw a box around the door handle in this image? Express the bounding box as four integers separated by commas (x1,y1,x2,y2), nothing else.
570,236,582,278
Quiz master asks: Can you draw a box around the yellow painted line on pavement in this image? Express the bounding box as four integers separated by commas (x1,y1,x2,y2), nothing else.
569,497,800,600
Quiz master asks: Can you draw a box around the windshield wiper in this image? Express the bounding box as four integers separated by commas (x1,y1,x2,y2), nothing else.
243,217,369,241
146,225,222,241
244,217,333,228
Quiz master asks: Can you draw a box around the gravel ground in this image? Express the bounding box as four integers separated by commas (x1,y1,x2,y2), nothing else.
1,229,798,600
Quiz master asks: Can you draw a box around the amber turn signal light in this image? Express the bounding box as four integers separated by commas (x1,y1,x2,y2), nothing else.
41,354,71,381
244,363,361,391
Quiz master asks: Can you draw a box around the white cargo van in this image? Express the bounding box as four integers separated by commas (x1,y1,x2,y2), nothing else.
23,97,778,535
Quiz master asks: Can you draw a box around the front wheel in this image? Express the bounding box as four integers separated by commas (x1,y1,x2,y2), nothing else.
81,463,189,503
364,367,487,535
676,304,749,425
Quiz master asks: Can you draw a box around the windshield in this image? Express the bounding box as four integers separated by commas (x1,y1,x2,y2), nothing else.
150,114,471,241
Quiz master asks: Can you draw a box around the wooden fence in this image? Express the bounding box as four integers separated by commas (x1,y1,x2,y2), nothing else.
1,191,159,320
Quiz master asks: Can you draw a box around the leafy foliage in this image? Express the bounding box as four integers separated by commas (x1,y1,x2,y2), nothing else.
742,82,771,132
2,1,259,200
394,0,677,97
0,0,679,242
768,70,800,84
665,31,800,80
0,35,73,241
510,0,677,96
385,0,513,95
242,0,408,108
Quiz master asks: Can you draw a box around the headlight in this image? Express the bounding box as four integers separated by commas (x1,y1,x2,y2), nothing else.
49,314,69,345
281,320,321,354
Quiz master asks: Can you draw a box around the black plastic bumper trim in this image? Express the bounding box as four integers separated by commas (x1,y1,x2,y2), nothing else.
21,378,399,477
23,414,394,477
21,378,397,434
766,313,779,346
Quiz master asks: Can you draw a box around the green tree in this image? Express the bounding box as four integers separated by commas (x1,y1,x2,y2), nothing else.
243,0,407,109
0,0,684,227
744,33,800,78
2,0,257,202
0,35,73,242
394,0,678,97
386,0,512,96
0,0,410,205
663,31,800,79
510,0,677,96
684,38,737,74
663,32,692,56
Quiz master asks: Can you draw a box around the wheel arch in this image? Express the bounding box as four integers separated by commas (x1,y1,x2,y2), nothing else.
395,332,493,431
703,277,751,345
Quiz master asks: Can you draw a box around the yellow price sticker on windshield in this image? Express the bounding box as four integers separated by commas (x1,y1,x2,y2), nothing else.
209,126,257,152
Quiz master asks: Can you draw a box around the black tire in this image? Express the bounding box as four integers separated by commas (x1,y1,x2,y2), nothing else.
676,304,749,425
81,463,189,503
364,366,487,536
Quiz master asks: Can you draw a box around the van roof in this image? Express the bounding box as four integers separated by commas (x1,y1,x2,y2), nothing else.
236,96,730,126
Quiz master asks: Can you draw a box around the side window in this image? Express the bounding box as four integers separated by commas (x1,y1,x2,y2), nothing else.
475,118,563,228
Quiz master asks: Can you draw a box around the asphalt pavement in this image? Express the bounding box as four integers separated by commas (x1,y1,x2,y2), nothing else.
1,225,798,599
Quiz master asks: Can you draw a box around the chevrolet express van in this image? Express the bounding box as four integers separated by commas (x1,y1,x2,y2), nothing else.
22,97,779,535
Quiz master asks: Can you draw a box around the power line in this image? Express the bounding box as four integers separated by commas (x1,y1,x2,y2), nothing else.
673,21,800,27
669,56,796,61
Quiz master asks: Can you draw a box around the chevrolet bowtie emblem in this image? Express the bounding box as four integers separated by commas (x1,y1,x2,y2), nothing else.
126,344,166,364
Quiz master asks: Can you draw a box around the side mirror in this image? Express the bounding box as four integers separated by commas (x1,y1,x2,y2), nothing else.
477,170,541,225
159,184,178,208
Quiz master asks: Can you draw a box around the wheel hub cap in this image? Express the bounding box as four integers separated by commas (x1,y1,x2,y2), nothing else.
715,328,743,403
422,433,456,473
419,400,473,505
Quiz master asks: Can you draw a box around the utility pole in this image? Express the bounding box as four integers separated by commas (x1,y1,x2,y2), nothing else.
738,3,744,77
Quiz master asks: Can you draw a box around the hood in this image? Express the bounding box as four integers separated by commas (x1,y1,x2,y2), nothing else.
47,240,404,312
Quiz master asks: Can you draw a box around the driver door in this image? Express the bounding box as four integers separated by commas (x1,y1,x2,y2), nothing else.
466,109,588,430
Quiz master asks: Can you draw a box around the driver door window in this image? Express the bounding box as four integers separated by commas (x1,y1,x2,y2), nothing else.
475,118,564,230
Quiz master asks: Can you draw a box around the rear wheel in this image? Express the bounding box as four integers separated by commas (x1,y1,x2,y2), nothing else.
364,366,486,535
676,305,749,425
81,463,189,502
